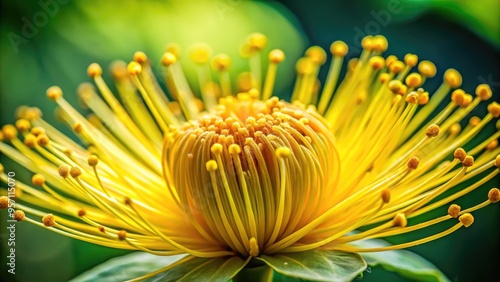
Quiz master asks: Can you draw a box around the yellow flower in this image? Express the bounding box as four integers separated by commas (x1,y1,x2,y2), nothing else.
1,33,499,280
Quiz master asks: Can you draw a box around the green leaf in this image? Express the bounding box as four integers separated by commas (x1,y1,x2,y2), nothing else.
350,238,451,282
152,256,249,282
70,252,186,282
71,252,249,282
257,250,367,282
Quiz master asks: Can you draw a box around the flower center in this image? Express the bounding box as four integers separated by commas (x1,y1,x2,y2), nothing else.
163,94,340,255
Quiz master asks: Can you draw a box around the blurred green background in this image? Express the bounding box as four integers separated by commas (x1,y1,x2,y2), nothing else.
1,0,499,281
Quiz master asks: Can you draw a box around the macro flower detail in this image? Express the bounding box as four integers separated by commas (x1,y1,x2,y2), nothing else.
1,33,499,281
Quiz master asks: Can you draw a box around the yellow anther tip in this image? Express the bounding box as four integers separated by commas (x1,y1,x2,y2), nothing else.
459,213,474,227
487,102,500,118
161,52,177,66
462,155,474,167
36,134,49,147
211,143,223,155
475,84,492,100
444,69,462,88
426,124,440,138
13,210,25,221
46,86,63,100
405,92,419,104
206,160,218,171
276,147,291,158
15,119,31,132
87,63,103,78
127,61,142,75
494,155,500,167
58,165,69,178
418,60,437,77
393,213,407,227
124,196,132,206
488,188,500,203
453,148,467,162
42,214,56,227
2,124,18,140
31,174,45,186
0,196,9,209
269,49,285,64
133,51,148,64
229,144,241,154
306,46,327,65
118,230,127,241
330,41,348,57
247,32,268,51
361,35,374,50
211,54,232,71
189,43,212,64
405,73,422,88
88,155,99,166
407,157,420,170
381,189,391,204
389,61,405,74
448,204,461,218
404,54,418,67
369,56,385,70
373,35,388,52
69,166,82,178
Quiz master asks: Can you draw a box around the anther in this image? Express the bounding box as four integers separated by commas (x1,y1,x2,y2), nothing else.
42,214,56,227
247,33,268,51
2,125,18,140
276,147,291,158
31,126,45,136
330,41,348,57
404,54,418,67
124,197,132,206
369,56,385,70
443,69,462,88
58,165,69,178
393,213,407,227
407,157,420,170
459,213,474,227
133,51,148,64
373,35,388,52
495,155,500,168
405,92,419,104
418,91,429,105
418,60,436,77
448,204,461,218
425,124,440,138
127,61,142,75
453,148,466,162
15,119,31,132
381,189,391,204
36,134,49,147
87,155,99,166
269,49,285,64
488,188,500,203
73,123,83,134
462,155,474,167
117,230,127,241
487,102,500,118
46,86,63,100
475,84,492,101
31,174,45,186
0,196,9,209
161,52,177,66
229,144,241,154
78,209,86,217
486,140,498,151
388,80,402,94
87,63,103,78
189,43,212,64
206,160,218,171
306,46,327,65
98,226,105,233
405,73,422,88
69,167,82,178
24,134,36,148
211,54,232,71
389,61,405,74
451,89,465,106
211,143,223,155
13,210,25,221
